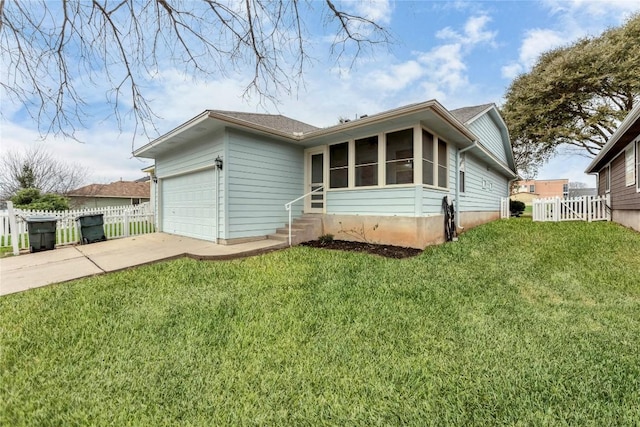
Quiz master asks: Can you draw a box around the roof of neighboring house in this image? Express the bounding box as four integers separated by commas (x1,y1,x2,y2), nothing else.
586,103,640,173
210,110,319,134
450,103,494,124
68,181,150,199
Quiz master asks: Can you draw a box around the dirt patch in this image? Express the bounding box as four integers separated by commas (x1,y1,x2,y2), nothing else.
300,239,422,259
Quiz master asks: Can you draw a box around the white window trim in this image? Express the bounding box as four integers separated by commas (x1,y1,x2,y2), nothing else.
625,142,635,187
636,137,640,193
322,124,450,191
459,152,466,194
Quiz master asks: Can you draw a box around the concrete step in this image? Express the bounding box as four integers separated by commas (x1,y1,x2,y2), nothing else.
277,227,303,234
267,233,289,241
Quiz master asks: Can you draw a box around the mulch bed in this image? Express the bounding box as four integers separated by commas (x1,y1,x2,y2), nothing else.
300,239,423,259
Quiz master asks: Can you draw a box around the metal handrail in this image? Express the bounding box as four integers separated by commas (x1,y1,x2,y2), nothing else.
284,186,324,246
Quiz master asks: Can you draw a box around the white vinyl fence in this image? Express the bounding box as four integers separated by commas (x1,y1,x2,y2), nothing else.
532,195,610,222
1,203,155,252
500,197,510,219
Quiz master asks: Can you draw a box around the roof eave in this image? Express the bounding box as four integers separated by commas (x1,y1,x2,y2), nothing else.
303,100,477,144
585,104,640,173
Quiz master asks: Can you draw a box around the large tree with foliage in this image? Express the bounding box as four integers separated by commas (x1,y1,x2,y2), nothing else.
0,0,389,140
502,14,640,178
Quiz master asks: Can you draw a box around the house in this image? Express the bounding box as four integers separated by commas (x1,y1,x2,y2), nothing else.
133,100,517,249
511,179,569,205
585,104,640,232
67,180,151,209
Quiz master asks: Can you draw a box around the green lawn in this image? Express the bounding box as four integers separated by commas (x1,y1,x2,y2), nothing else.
1,219,639,425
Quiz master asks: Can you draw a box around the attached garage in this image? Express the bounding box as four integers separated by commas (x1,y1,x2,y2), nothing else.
161,168,216,241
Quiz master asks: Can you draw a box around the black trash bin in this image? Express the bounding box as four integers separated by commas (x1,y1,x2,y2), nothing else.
77,214,107,244
26,216,58,252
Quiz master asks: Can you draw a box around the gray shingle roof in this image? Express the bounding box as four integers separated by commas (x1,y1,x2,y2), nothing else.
68,181,150,198
450,103,494,124
210,110,319,134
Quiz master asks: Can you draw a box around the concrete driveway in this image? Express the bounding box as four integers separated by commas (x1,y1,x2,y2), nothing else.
0,233,286,296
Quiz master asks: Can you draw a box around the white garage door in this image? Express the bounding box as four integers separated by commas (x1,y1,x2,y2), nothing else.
162,169,216,241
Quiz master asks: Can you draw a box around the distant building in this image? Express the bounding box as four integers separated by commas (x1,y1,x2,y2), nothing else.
511,179,569,205
67,180,150,209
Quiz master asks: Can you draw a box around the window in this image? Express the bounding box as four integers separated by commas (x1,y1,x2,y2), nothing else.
459,153,466,193
529,185,535,193
132,198,141,205
605,166,610,192
562,183,568,196
329,142,348,188
386,129,414,185
437,139,448,187
422,130,434,185
625,144,635,186
355,136,378,186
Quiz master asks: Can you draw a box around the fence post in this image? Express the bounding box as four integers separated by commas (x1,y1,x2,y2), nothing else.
7,201,20,256
123,211,130,237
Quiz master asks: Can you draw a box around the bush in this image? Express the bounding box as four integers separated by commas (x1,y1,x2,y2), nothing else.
11,188,69,210
509,199,526,217
318,234,334,244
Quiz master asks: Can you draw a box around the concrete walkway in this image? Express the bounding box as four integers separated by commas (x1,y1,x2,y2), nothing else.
0,233,286,296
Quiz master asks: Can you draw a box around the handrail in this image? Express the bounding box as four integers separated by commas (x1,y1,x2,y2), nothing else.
284,186,324,246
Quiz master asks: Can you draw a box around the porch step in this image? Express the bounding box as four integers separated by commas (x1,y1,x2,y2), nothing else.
267,214,324,245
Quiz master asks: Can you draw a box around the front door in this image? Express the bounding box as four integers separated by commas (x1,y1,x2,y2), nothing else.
306,149,325,213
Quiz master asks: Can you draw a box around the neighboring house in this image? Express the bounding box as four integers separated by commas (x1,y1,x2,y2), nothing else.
67,180,151,209
133,100,517,249
511,179,569,205
585,103,640,232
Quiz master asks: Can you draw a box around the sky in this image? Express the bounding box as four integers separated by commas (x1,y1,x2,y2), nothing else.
2,0,640,188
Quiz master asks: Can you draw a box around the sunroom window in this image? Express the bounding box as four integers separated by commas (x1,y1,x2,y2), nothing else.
329,142,348,188
386,129,414,185
355,136,378,186
422,130,434,186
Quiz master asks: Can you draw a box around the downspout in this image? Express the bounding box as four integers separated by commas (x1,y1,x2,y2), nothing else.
455,142,478,231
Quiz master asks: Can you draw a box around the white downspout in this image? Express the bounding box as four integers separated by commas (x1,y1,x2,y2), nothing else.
456,142,478,231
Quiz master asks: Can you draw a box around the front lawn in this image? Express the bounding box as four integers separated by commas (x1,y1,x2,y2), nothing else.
1,220,639,425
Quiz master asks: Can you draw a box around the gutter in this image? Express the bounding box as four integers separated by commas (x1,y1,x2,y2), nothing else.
455,142,478,231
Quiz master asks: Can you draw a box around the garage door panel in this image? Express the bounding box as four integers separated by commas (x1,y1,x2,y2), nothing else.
162,169,216,241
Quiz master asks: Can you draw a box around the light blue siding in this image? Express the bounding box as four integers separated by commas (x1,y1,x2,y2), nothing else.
422,188,450,214
155,130,226,238
459,152,508,212
468,114,507,164
327,187,417,216
155,130,224,176
226,129,304,239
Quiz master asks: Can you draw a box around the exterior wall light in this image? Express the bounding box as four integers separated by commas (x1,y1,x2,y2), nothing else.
215,156,223,170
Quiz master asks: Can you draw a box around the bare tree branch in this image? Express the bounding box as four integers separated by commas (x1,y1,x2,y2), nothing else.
0,0,391,145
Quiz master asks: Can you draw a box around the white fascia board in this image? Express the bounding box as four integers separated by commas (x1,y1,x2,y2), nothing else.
303,99,478,143
133,110,211,157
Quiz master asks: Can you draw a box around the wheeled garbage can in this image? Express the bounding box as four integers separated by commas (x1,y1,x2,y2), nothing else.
26,216,58,252
77,214,107,244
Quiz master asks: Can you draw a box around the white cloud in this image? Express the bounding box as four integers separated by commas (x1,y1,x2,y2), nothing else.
352,0,393,26
503,1,640,79
368,60,424,92
543,0,640,19
436,14,497,47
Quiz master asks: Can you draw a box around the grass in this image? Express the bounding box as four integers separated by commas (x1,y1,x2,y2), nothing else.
1,219,639,426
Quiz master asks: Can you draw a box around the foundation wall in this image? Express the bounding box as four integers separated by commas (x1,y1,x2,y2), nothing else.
612,210,640,232
321,211,500,249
